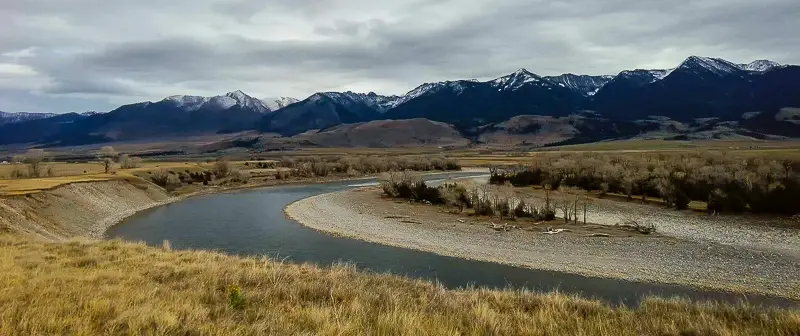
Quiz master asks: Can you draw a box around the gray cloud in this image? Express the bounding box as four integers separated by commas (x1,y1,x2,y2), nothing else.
0,0,798,112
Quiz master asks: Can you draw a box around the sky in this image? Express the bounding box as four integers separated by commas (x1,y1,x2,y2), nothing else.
1,0,798,113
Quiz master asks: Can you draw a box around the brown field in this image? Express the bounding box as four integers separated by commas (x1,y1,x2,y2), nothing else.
453,141,800,166
1,236,797,336
0,161,212,178
0,160,278,196
0,174,116,196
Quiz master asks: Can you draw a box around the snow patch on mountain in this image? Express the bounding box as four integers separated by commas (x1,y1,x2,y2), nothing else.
616,69,670,85
740,60,782,72
164,95,210,110
391,80,474,108
543,74,614,96
0,111,58,125
162,90,276,113
318,91,403,113
207,95,239,110
262,97,300,110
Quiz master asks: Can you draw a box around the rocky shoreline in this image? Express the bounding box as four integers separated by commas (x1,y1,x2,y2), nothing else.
285,188,800,300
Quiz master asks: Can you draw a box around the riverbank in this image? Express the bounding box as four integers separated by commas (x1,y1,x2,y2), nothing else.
0,178,173,240
285,188,800,300
0,169,480,240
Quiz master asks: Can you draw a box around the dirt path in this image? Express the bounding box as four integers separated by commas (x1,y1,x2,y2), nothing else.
286,188,800,300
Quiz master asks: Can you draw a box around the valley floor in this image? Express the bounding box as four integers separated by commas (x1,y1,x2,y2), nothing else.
285,188,800,300
0,172,798,334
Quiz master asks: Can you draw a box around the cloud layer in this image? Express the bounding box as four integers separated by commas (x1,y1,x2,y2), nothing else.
1,0,798,112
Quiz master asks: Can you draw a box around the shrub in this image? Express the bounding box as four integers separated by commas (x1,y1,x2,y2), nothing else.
275,170,291,180
440,182,470,212
228,284,245,310
541,207,557,221
10,167,25,179
213,159,232,178
380,171,442,204
150,170,182,191
229,170,250,184
618,221,657,235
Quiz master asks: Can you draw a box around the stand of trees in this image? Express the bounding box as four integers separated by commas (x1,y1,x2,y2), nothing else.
276,155,460,179
489,152,800,215
380,172,559,221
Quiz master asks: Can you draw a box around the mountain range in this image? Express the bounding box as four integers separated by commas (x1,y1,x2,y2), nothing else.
1,56,798,148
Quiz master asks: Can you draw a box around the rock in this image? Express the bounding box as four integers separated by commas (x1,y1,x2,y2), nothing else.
589,233,611,237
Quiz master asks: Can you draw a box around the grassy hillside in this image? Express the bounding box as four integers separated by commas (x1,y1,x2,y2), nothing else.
1,236,797,335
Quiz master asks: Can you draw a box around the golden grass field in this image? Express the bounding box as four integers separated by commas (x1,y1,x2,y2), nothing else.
0,160,271,196
1,236,797,336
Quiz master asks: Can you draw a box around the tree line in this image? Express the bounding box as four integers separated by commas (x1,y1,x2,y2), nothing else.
274,155,460,179
488,151,800,215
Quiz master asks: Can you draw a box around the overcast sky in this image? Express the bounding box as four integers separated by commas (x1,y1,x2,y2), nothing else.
1,0,798,112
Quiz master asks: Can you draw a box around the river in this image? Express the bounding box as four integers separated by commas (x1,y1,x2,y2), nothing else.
107,172,796,307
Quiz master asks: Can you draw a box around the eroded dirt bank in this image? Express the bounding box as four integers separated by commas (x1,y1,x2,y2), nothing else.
0,180,172,240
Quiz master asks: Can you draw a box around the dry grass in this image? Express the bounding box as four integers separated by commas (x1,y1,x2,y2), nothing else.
0,161,252,196
452,140,800,166
0,161,210,178
0,236,797,336
0,175,115,195
546,139,800,152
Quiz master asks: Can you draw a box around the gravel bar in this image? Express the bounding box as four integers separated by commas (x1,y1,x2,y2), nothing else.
286,189,800,300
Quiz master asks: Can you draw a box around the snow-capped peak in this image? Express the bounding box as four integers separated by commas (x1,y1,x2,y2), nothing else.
226,90,250,101
512,68,533,76
741,60,781,72
161,90,276,113
491,68,545,90
674,56,742,77
220,90,269,112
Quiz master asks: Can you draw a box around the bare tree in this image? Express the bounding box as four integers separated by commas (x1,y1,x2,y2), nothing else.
582,193,592,225
213,158,232,178
24,149,46,178
119,154,142,169
99,146,117,173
